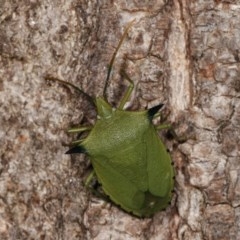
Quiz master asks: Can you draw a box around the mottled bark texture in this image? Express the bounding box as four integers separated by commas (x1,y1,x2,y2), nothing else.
0,0,239,239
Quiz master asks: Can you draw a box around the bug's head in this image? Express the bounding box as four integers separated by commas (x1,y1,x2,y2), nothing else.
95,97,114,119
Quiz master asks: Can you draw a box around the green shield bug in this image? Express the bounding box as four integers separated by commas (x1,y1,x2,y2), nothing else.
46,20,175,217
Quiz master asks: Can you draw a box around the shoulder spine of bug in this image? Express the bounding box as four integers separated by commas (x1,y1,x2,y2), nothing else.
46,20,175,217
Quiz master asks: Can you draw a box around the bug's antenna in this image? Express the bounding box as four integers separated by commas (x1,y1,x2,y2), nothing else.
45,75,96,107
103,19,135,100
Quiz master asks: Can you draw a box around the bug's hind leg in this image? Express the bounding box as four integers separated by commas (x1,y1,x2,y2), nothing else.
85,170,96,187
118,70,134,109
67,126,92,145
85,170,111,202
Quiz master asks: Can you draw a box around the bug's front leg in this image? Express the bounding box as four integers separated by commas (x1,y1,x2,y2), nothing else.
68,126,92,133
67,126,92,145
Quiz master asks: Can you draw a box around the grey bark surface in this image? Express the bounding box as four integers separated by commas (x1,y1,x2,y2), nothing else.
0,0,240,239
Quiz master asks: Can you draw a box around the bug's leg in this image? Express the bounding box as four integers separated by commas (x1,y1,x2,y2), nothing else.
68,126,92,133
85,170,95,187
71,138,85,145
156,123,172,130
156,123,185,143
84,171,102,195
118,70,134,109
85,171,110,202
152,112,161,119
67,126,92,145
148,105,184,141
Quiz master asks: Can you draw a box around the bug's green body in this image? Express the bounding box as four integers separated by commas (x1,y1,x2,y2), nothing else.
47,20,175,217
67,97,174,217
